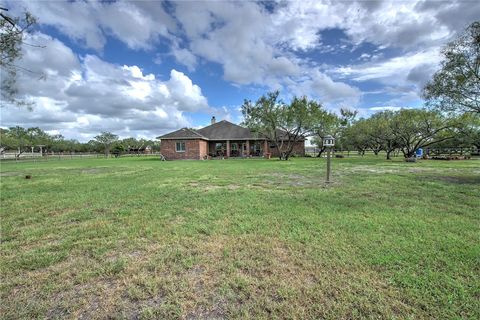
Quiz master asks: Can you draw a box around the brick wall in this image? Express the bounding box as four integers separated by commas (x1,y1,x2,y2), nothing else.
269,141,305,157
161,139,305,160
198,140,208,160
160,139,207,160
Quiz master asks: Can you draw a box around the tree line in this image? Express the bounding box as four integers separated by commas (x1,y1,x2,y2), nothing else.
0,127,159,158
331,110,479,159
242,93,479,160
242,21,479,160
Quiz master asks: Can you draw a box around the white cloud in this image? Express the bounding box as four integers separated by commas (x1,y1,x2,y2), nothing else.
335,48,442,83
1,33,209,140
269,1,343,51
369,106,404,112
172,1,359,103
7,0,176,51
2,0,480,135
333,47,443,104
166,70,208,111
170,45,198,71
289,70,361,106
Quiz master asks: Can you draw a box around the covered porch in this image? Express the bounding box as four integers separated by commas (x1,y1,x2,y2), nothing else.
208,140,270,158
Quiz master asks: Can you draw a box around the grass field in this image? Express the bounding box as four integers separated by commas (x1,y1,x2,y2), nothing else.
1,156,479,319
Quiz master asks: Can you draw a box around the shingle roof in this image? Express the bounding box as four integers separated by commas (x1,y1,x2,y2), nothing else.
158,120,305,141
157,128,207,140
196,120,254,140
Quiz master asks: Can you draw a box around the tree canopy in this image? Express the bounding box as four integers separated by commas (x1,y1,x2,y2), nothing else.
94,132,119,156
423,21,480,114
390,109,457,158
342,108,463,159
242,91,325,160
0,7,38,107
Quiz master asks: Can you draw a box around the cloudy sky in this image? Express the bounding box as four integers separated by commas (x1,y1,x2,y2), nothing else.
1,0,479,141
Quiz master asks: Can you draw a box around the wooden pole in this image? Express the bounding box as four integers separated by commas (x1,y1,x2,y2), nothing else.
326,147,331,183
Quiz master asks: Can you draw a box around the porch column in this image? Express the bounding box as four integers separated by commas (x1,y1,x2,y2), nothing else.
245,140,250,156
226,140,230,158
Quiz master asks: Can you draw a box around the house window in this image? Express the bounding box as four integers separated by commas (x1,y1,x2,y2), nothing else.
251,143,261,153
176,141,186,152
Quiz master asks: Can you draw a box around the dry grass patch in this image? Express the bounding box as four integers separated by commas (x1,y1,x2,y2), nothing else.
1,235,421,319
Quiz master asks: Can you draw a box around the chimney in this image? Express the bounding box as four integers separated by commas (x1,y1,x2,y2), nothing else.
211,116,216,125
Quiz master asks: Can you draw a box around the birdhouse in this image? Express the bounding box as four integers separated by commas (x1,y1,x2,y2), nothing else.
323,135,335,147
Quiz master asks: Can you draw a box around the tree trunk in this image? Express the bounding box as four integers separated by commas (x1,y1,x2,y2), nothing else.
15,149,24,159
403,149,415,158
386,149,393,160
316,146,326,158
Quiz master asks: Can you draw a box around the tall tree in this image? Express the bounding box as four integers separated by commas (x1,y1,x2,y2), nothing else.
94,132,118,157
343,119,371,156
6,126,28,158
0,128,16,154
390,109,457,158
25,127,50,148
242,91,323,160
365,111,400,160
0,7,38,106
456,113,480,150
310,110,341,157
121,137,148,154
423,21,480,114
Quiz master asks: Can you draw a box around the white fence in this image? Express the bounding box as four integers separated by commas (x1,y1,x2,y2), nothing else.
0,152,162,162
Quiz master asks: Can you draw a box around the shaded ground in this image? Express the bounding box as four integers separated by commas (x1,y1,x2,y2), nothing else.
1,157,479,319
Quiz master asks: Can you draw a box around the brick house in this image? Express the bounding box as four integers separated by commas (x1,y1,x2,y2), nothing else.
158,117,305,160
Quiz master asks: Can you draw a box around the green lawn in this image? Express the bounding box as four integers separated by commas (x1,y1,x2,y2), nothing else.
1,157,479,319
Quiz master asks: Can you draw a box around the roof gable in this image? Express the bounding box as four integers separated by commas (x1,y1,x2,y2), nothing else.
157,128,206,140
196,120,253,140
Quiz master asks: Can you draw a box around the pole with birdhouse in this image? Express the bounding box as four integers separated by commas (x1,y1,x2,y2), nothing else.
323,135,335,183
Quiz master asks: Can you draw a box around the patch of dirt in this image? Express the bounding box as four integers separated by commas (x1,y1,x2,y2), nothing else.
0,171,22,177
188,182,241,192
80,167,110,174
258,172,325,188
428,175,480,185
346,166,400,174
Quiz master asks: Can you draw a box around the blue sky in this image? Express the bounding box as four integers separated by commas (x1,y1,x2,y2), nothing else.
1,0,479,141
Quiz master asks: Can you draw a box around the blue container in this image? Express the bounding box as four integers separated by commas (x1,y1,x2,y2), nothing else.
416,148,423,158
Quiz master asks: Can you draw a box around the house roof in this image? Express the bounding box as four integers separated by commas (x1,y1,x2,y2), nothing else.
157,127,207,140
196,120,254,140
158,120,305,141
